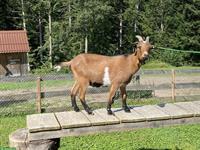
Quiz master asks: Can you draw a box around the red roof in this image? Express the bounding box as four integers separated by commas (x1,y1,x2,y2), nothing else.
0,30,30,53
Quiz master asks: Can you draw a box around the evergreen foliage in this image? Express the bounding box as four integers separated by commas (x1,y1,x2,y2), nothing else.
0,0,199,68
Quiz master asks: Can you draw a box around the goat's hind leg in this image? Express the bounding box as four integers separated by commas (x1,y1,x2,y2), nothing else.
79,81,93,115
71,81,80,112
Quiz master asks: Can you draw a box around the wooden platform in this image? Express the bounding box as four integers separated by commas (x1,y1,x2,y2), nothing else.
27,101,200,141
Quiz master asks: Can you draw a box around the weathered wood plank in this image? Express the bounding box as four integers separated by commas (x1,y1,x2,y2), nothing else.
81,110,107,126
113,108,145,123
193,101,200,106
155,103,193,119
28,117,200,141
94,109,120,125
175,102,200,117
55,111,91,129
27,113,60,133
133,105,171,121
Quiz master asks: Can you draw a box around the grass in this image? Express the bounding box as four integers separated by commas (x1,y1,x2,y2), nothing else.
0,79,74,91
1,114,200,149
0,100,36,117
143,60,200,70
0,81,37,91
60,124,200,150
0,115,26,147
143,60,173,69
0,97,163,117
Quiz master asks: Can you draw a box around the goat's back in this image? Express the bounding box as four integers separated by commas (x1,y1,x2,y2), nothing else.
70,53,134,83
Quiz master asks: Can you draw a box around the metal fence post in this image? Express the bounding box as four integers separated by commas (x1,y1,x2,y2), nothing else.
171,69,176,101
36,77,41,113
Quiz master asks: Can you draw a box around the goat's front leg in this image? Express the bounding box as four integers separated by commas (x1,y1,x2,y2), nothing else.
120,85,130,112
107,84,119,115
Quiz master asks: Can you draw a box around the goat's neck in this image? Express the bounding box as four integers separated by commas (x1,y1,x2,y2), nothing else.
129,52,142,73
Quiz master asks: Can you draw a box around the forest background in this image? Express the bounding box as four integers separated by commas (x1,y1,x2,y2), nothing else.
0,0,199,70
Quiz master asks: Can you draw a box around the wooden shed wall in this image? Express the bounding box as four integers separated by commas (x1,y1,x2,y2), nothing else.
0,52,28,76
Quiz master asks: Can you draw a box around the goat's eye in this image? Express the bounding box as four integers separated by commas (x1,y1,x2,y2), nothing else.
137,45,142,49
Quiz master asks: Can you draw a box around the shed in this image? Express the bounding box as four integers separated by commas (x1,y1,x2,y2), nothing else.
0,30,30,77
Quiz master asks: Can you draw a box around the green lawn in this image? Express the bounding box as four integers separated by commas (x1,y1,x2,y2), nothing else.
1,115,200,150
142,60,200,70
0,98,163,117
0,79,74,91
60,124,200,150
0,116,26,147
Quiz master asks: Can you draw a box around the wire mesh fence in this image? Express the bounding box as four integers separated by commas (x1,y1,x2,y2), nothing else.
0,69,200,116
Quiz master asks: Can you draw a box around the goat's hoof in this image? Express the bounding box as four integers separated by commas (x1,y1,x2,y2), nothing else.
74,107,80,112
107,109,113,115
123,106,131,113
86,108,93,115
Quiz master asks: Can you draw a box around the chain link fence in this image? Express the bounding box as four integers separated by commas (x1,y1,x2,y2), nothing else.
0,69,200,116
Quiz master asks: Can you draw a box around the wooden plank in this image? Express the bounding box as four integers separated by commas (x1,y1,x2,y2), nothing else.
81,110,107,126
27,113,60,133
133,105,171,121
28,117,200,141
193,101,200,106
175,102,200,117
113,108,146,123
94,109,120,125
55,111,91,129
155,103,193,119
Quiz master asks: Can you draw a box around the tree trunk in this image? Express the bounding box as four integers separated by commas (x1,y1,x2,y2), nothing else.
134,1,139,32
69,3,71,27
49,8,52,68
160,0,164,32
39,13,42,47
85,36,88,53
21,0,26,30
119,14,123,50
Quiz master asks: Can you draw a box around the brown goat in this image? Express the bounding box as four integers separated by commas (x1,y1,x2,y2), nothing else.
55,35,154,115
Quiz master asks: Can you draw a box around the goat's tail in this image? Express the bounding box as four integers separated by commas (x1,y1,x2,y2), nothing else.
54,61,71,71
59,61,71,67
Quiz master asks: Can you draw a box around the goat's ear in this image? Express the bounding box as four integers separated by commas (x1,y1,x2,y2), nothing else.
136,35,143,42
134,50,137,56
137,44,142,49
133,42,138,48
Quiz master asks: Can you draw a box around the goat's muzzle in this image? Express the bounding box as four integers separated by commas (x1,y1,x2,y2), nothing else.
143,56,148,62
141,54,149,64
142,53,149,61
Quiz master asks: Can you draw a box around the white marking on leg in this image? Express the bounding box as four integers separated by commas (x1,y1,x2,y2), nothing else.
103,67,111,86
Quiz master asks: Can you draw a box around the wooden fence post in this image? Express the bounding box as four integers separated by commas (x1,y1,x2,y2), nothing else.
171,69,176,101
36,77,41,113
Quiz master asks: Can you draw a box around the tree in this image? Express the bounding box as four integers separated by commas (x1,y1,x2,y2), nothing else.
0,0,22,29
2,0,198,69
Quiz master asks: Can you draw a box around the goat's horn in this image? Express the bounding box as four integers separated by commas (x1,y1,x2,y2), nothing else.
145,36,150,42
136,35,143,42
